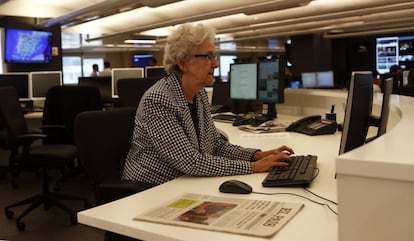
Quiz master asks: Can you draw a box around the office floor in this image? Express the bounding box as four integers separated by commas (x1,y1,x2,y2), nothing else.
0,163,105,241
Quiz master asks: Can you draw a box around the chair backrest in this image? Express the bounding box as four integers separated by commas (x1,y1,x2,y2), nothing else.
42,85,103,144
116,77,160,107
0,86,28,148
74,107,136,186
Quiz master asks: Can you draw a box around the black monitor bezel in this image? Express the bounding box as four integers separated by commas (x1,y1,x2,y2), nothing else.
339,71,374,154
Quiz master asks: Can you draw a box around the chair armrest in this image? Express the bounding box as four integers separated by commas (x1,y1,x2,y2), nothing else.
18,133,47,143
40,124,65,130
95,180,156,205
18,133,48,156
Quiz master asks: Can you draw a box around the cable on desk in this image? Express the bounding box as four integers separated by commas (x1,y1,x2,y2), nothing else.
303,187,337,205
311,167,320,181
252,191,338,216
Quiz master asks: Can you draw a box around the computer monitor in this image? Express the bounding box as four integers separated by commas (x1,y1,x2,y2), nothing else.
133,54,153,67
29,71,62,100
375,77,393,137
257,59,285,118
111,68,144,98
339,71,374,154
78,76,112,104
301,72,317,88
229,63,259,114
145,66,168,79
316,71,334,88
229,63,257,100
0,73,30,100
211,81,231,111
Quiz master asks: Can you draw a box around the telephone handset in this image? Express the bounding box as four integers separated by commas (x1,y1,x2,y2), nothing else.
286,115,337,136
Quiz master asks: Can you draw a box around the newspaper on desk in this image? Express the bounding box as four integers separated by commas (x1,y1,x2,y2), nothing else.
134,193,304,237
238,122,290,134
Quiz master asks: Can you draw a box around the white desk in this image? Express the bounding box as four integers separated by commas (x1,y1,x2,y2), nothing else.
78,111,340,241
78,89,412,241
336,94,414,241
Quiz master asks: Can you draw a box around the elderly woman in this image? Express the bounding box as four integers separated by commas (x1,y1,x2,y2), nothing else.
122,23,294,185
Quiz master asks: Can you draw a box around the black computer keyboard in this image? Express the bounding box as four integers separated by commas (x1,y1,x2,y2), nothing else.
262,155,317,187
212,114,236,123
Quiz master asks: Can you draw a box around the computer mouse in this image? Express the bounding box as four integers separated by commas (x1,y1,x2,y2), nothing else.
219,180,252,194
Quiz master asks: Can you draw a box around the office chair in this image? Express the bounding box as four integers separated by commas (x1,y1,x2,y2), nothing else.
116,77,160,108
74,107,155,241
42,85,103,145
0,86,89,231
42,85,103,189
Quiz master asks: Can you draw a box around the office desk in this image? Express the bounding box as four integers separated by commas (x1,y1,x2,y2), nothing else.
78,113,340,241
78,89,411,241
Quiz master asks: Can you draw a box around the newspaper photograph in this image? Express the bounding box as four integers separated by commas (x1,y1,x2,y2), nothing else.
134,193,304,237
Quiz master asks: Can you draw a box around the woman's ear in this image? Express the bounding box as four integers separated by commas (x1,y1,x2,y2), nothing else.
177,58,188,73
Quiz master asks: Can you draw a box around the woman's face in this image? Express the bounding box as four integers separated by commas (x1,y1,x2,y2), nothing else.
183,39,219,88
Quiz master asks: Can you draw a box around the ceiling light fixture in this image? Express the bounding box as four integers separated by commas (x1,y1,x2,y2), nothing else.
124,39,156,44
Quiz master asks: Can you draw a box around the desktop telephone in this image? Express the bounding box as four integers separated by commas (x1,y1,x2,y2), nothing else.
286,115,337,136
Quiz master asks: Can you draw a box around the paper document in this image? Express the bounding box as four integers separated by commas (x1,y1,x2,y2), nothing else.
134,193,303,237
238,122,289,134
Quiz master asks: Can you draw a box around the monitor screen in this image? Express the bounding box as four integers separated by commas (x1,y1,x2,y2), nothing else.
145,66,168,79
316,71,334,88
0,73,30,100
229,63,257,100
111,68,144,98
5,28,53,64
301,72,317,88
133,54,153,67
29,71,62,100
257,59,285,104
339,71,373,154
78,76,112,103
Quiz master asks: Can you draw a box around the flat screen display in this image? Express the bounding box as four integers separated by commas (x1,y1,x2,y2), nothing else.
29,71,62,100
145,66,168,78
376,35,414,74
316,71,334,87
0,73,30,100
5,28,53,64
112,68,144,98
133,54,153,67
229,63,257,100
301,72,317,88
257,59,284,103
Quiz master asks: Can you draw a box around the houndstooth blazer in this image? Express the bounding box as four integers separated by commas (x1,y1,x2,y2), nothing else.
122,74,258,185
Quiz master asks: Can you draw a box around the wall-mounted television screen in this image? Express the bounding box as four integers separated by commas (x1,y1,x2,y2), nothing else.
376,35,414,74
5,28,53,64
133,54,153,67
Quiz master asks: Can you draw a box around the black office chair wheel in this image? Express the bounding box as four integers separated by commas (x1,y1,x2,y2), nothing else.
5,209,13,219
16,221,25,231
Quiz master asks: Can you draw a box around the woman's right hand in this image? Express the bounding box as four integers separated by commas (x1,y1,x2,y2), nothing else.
251,152,292,173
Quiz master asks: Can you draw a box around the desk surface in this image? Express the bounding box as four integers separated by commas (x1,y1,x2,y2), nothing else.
78,114,340,241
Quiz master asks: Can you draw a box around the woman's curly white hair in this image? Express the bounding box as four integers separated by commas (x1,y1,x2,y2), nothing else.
163,23,216,78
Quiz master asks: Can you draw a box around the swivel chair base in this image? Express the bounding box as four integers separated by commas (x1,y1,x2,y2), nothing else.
5,169,90,231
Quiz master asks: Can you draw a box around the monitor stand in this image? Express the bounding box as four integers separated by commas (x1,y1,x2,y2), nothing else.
262,103,277,119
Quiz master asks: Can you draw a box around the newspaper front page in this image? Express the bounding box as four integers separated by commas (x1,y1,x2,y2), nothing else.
134,193,304,237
